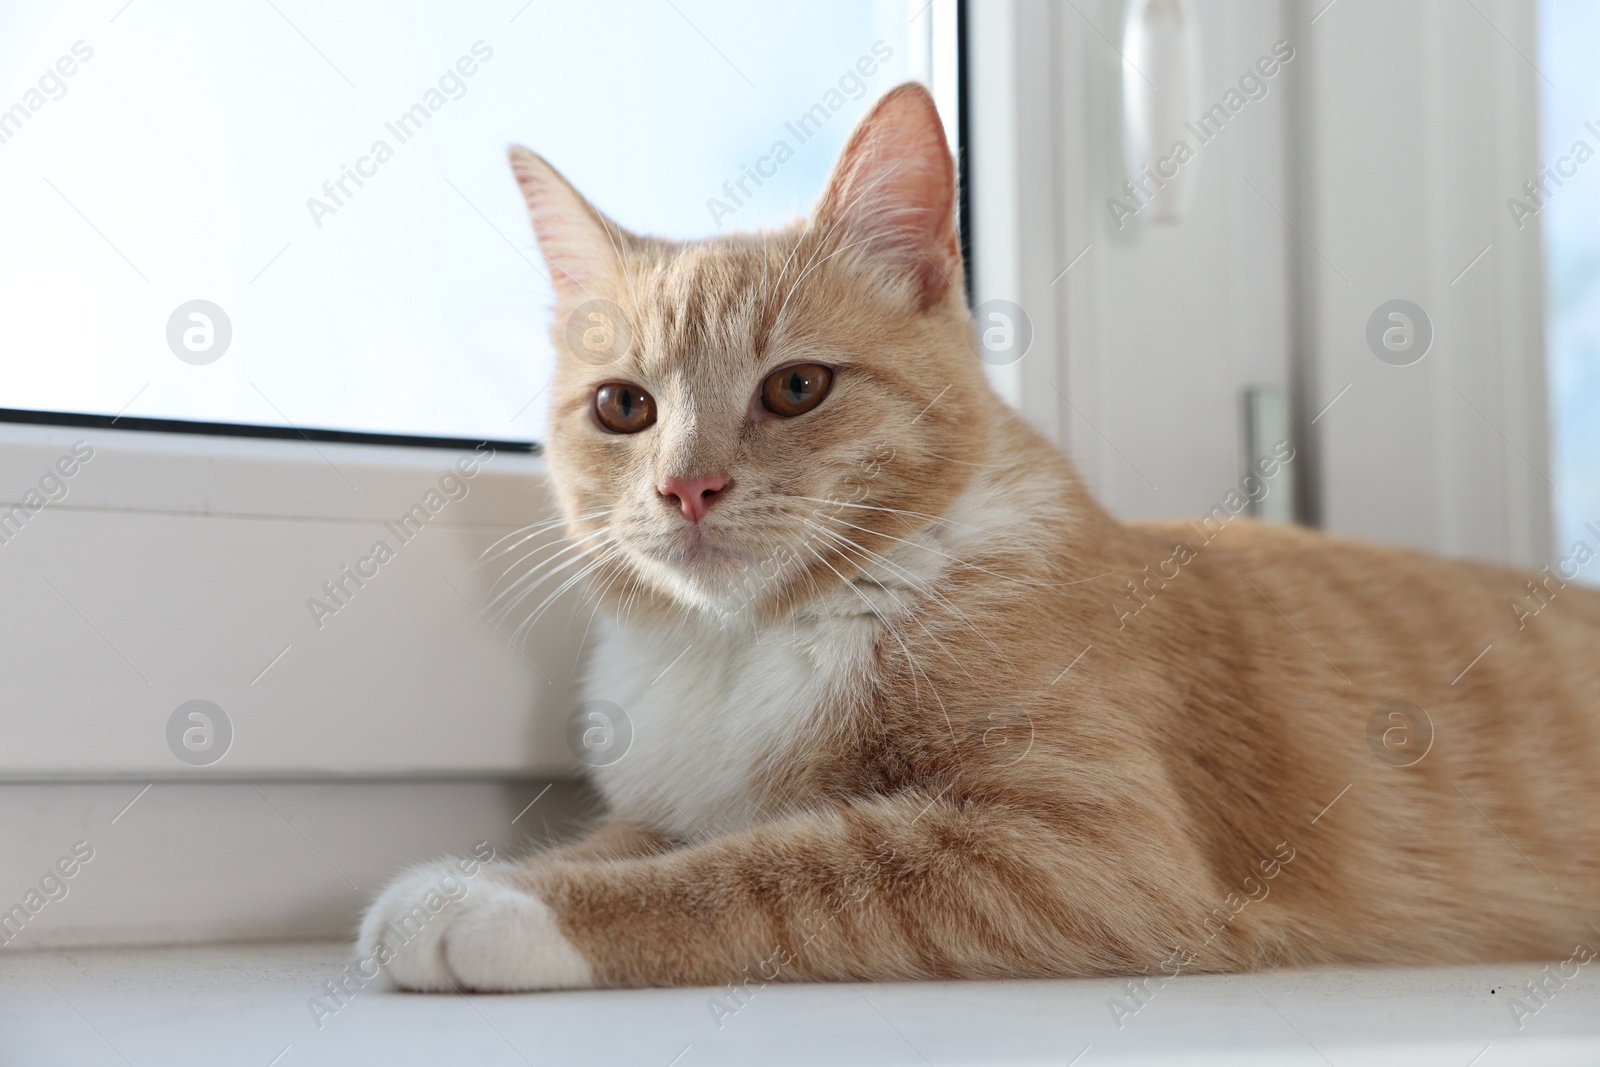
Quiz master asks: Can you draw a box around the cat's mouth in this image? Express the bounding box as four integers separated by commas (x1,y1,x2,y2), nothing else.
640,521,748,569
627,517,830,611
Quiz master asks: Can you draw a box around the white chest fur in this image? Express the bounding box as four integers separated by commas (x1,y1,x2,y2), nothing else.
578,471,1028,838
583,608,880,839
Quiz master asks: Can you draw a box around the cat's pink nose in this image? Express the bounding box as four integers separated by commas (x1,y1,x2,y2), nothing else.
659,474,728,522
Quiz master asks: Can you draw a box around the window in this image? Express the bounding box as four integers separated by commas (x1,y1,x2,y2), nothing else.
1538,0,1600,582
1,1,924,443
0,1,956,787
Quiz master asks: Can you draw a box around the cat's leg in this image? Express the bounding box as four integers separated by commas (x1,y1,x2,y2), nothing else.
367,790,1213,991
530,818,676,864
354,819,675,991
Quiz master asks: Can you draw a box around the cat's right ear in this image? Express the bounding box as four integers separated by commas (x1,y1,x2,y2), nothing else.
811,83,959,310
509,147,623,303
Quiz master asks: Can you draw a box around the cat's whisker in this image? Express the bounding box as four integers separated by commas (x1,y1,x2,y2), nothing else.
486,526,618,610
800,518,1013,674
776,231,894,317
494,531,615,606
791,496,979,531
758,230,772,312
487,523,616,595
771,158,905,327
802,520,994,685
477,502,614,559
575,553,633,664
924,452,1005,469
764,226,812,326
475,520,580,572
807,521,1025,666
599,218,646,326
476,506,617,567
799,540,959,750
510,546,623,647
818,512,1041,589
800,518,931,594
488,535,619,623
618,569,643,631
797,541,884,626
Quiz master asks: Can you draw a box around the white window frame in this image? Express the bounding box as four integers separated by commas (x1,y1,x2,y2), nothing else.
968,0,1551,569
1290,0,1552,570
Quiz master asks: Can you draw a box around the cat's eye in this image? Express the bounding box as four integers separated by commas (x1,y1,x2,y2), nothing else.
761,363,834,418
593,382,657,434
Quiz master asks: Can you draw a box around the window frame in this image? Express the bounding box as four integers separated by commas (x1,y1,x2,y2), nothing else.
0,1,964,782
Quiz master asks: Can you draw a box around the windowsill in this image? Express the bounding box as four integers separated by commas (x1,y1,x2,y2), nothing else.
5,941,1596,1065
0,423,572,780
0,418,548,525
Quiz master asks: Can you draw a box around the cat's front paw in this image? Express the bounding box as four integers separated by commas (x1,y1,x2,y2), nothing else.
356,860,595,993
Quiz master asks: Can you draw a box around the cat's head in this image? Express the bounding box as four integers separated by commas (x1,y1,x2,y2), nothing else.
510,84,995,622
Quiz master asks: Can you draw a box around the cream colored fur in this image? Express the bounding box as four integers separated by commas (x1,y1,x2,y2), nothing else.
357,83,1600,993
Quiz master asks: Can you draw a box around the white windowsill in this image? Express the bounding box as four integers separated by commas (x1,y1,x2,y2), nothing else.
0,419,547,524
4,942,1596,1066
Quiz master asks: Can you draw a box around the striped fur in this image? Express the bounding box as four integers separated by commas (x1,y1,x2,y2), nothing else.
359,84,1600,992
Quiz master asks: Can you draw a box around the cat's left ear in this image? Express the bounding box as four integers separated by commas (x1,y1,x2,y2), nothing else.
509,146,626,303
812,83,960,309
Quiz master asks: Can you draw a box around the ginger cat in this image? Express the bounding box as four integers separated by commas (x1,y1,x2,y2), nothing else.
358,83,1600,992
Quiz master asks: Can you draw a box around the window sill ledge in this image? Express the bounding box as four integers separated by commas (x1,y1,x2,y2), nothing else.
4,941,1595,1066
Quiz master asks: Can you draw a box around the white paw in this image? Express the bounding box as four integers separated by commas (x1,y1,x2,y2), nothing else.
356,859,595,993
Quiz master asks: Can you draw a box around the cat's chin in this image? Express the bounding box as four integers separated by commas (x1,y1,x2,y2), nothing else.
651,511,805,569
622,538,811,621
626,537,752,595
639,530,749,570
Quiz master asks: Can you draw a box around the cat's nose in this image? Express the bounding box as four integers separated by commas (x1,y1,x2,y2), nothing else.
658,474,728,522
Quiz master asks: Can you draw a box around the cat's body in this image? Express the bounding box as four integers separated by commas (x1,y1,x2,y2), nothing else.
358,84,1600,991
